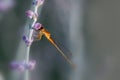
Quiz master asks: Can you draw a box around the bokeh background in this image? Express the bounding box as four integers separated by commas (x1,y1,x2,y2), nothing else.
0,0,120,80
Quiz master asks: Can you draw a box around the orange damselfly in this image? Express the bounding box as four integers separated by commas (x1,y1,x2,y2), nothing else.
32,23,75,68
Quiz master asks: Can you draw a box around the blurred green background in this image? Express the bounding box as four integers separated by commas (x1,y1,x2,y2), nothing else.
0,0,120,80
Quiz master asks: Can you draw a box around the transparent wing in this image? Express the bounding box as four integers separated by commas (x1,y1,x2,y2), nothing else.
42,28,75,67
32,29,43,41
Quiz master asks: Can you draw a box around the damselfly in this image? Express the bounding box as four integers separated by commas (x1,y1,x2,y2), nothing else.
32,23,75,67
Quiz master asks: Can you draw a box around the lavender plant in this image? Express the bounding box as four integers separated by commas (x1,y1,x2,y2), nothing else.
11,0,74,79
11,0,44,80
22,0,44,80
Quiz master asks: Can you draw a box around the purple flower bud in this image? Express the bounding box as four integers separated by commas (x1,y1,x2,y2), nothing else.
33,0,44,6
34,23,42,30
24,60,36,70
22,35,33,46
10,62,19,69
17,65,25,71
26,10,34,19
22,35,27,41
28,60,36,70
10,62,25,71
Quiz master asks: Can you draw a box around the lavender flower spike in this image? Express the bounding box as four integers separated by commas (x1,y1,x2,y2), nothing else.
26,10,34,19
10,60,36,71
23,35,33,46
33,23,42,30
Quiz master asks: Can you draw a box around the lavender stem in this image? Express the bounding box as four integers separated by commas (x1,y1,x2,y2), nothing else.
24,0,44,80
